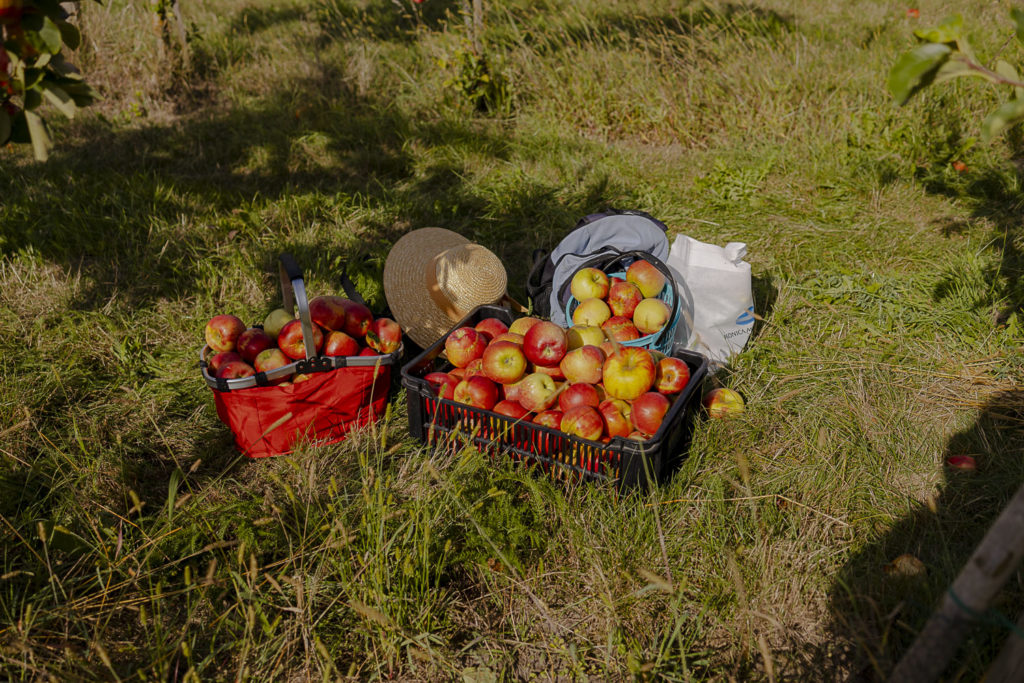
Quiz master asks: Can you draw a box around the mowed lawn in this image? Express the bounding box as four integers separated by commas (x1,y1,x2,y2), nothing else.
1,0,1023,679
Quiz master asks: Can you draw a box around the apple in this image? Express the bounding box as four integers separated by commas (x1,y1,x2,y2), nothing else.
445,326,487,368
626,259,667,298
263,308,294,339
603,347,656,400
627,431,647,441
493,332,525,346
633,298,671,335
366,317,402,353
654,357,691,394
236,327,275,363
424,371,459,399
277,319,325,360
482,340,528,384
324,330,360,357
946,455,977,471
308,295,347,332
599,340,621,358
359,346,380,356
463,358,486,379
493,400,530,420
516,372,560,412
560,406,604,441
340,299,374,337
217,360,256,379
607,280,643,318
475,317,509,343
532,410,564,429
702,387,745,418
453,376,499,410
253,348,291,383
205,314,246,352
207,351,242,376
522,321,568,368
558,382,601,413
508,316,542,337
570,267,610,301
566,325,606,350
601,316,641,342
530,362,566,381
572,298,612,327
598,398,632,439
631,392,671,436
560,345,605,385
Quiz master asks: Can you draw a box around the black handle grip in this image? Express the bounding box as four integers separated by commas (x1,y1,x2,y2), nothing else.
279,253,303,282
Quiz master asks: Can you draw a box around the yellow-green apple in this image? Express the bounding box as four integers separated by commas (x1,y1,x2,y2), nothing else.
205,314,246,352
366,317,402,353
207,351,242,376
340,299,374,337
508,316,542,337
217,360,256,379
626,259,667,298
532,409,564,429
523,321,568,367
560,406,604,441
474,317,509,343
482,340,528,384
598,398,632,439
292,372,315,384
237,327,275,363
424,371,459,399
601,316,641,342
603,347,655,400
263,308,294,339
607,280,643,318
566,325,606,350
560,345,605,385
702,387,745,418
453,376,499,410
631,391,671,436
254,348,290,373
516,372,560,412
308,295,347,332
572,298,611,327
654,357,691,394
278,319,324,360
558,382,601,413
445,327,487,368
570,267,610,301
529,362,566,381
493,400,530,420
633,298,671,335
324,330,360,357
494,332,524,346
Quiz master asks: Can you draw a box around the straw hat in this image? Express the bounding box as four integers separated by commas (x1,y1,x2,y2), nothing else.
383,227,509,348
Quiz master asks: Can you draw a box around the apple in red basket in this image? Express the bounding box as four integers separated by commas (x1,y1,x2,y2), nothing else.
654,357,691,394
530,362,566,382
367,317,402,353
254,348,291,380
566,325,605,350
453,376,499,410
532,409,564,429
207,351,242,376
263,308,294,339
560,406,604,441
572,298,612,327
702,388,745,418
340,299,374,337
482,340,528,384
598,398,632,439
626,259,666,298
493,400,530,420
602,316,641,343
558,382,601,413
508,316,542,337
236,327,275,363
603,346,655,400
359,346,380,357
516,372,560,412
632,391,671,436
607,280,643,318
633,298,671,335
475,317,509,343
560,345,605,385
424,371,459,399
217,360,256,379
308,295,347,332
523,321,568,367
278,319,324,360
445,326,486,368
324,330,360,357
205,314,246,352
570,267,610,301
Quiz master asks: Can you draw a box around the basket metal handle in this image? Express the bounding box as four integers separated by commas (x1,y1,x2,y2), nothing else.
278,253,318,361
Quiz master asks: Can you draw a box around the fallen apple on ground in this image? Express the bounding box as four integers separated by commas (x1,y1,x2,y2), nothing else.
702,387,745,418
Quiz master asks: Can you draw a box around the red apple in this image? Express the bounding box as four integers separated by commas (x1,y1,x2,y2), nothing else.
217,360,256,379
493,400,530,420
340,299,374,337
570,267,610,301
633,298,671,335
530,362,566,382
308,295,347,332
366,317,402,353
207,351,242,376
324,330,360,357
946,455,977,471
263,308,294,339
702,387,745,418
464,358,486,379
236,327,275,363
598,398,632,439
654,357,691,394
560,406,604,441
532,410,564,429
607,280,643,318
482,340,528,384
474,317,509,343
508,316,543,337
424,371,459,399
522,321,568,368
601,316,641,342
445,326,487,368
359,346,379,357
602,347,656,400
453,376,499,410
626,259,667,298
572,297,612,327
566,325,606,350
277,319,325,360
516,372,560,412
631,392,671,436
205,314,246,352
253,348,291,384
560,345,605,385
558,382,601,413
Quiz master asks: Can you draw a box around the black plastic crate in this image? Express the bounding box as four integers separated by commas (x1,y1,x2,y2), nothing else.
400,305,709,490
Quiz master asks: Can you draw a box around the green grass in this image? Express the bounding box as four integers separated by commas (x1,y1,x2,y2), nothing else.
2,0,1024,679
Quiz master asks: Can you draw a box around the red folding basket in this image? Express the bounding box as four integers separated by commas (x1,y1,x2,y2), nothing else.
199,254,400,458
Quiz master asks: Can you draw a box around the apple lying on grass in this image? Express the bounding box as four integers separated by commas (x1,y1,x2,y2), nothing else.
702,387,745,418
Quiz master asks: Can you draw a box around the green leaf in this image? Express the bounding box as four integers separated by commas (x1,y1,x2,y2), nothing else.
1012,8,1024,46
57,21,81,51
981,97,1024,142
24,110,52,161
932,55,987,86
38,16,63,54
40,81,77,119
20,14,63,55
994,59,1024,100
914,14,964,44
888,43,952,105
0,109,10,146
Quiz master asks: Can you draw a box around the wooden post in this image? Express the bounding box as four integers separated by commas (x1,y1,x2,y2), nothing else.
986,609,1024,683
889,482,1024,682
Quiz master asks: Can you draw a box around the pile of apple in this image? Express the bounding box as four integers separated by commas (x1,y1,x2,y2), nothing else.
203,296,402,386
423,312,692,443
568,259,673,342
